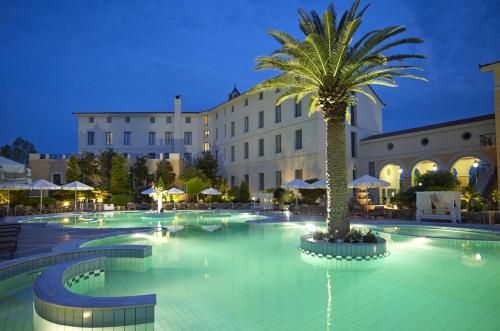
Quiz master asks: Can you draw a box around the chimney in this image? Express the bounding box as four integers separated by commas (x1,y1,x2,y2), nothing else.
174,95,182,115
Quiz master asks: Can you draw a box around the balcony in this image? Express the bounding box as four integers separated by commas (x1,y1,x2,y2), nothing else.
479,133,496,148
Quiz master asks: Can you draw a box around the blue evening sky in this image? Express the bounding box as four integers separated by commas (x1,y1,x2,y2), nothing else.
1,0,499,153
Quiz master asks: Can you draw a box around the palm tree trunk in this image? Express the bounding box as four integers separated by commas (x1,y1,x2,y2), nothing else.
325,117,350,237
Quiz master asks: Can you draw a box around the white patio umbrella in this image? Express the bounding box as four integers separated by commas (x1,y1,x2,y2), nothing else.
167,187,185,210
348,175,390,189
310,179,327,189
201,188,222,208
281,179,313,205
61,181,94,211
0,183,31,215
30,179,61,213
141,187,155,195
348,175,390,213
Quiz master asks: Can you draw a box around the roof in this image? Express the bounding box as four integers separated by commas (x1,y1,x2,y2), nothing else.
479,60,500,71
361,113,495,141
72,111,201,115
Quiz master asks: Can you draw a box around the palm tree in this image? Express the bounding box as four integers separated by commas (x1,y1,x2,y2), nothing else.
250,0,426,237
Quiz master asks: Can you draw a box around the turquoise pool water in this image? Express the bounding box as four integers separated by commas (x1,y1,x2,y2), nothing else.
1,221,499,330
20,210,268,228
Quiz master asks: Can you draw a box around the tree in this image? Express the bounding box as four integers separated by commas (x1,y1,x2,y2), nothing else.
130,156,148,190
239,181,251,202
110,154,130,194
180,167,208,183
249,1,425,236
66,155,80,183
0,137,37,165
156,160,176,187
98,149,116,190
185,177,205,202
193,152,219,182
78,152,98,186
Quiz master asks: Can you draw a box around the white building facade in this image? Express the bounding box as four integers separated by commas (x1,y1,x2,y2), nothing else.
74,86,384,193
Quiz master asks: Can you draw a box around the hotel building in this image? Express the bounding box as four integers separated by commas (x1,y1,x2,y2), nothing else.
29,61,499,201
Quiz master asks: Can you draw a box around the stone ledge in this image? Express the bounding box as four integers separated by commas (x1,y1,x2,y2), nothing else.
33,256,156,328
300,234,388,259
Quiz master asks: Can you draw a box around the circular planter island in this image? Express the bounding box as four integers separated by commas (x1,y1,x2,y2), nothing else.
300,234,388,260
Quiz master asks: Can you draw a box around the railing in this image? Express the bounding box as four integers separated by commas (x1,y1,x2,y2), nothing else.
479,133,496,147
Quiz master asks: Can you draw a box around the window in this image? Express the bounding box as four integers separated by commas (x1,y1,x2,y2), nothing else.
244,142,249,159
230,121,235,137
350,104,357,126
52,173,62,185
105,132,113,145
275,88,281,93
203,142,210,151
150,117,155,124
215,149,218,160
258,111,264,128
88,117,94,124
184,132,192,145
87,132,95,145
215,128,219,139
275,134,282,153
244,116,249,133
351,131,357,157
231,105,234,112
166,116,172,124
230,176,235,187
259,92,263,100
230,145,235,162
352,166,357,180
275,171,282,188
185,117,191,124
295,169,303,180
421,138,429,146
258,138,264,156
203,115,209,126
106,116,112,123
148,132,156,145
148,153,156,159
123,131,131,145
125,116,130,123
368,161,376,177
165,132,173,145
183,152,192,164
244,99,248,106
244,174,249,184
224,124,227,137
295,129,302,150
295,100,302,117
259,173,265,191
215,112,218,120
203,130,210,139
275,105,281,123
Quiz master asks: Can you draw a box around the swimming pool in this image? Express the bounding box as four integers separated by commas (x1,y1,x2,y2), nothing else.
20,210,268,228
2,219,499,330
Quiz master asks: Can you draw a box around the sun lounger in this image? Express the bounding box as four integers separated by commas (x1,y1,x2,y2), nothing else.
0,240,17,259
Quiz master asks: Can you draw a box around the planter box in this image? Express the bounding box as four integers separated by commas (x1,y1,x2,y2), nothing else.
300,235,387,259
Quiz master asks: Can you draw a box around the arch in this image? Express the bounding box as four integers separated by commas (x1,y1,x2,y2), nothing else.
376,159,408,177
446,151,493,170
410,157,443,186
449,154,493,188
378,162,405,205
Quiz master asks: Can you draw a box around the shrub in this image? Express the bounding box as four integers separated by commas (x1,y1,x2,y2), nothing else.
110,194,132,206
312,230,324,240
364,230,378,243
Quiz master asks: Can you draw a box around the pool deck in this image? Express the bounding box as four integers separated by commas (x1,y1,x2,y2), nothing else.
1,210,499,260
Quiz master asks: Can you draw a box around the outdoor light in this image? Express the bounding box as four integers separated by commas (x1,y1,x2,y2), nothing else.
62,201,70,207
431,164,438,171
83,311,92,319
418,183,423,186
472,160,479,168
398,168,403,174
